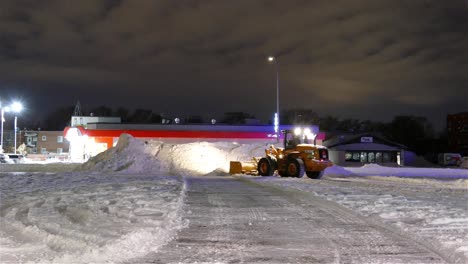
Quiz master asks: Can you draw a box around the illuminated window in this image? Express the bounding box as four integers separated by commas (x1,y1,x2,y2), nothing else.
352,152,360,161
360,152,367,163
41,148,47,154
57,148,63,154
42,136,47,141
345,152,361,162
57,136,63,143
346,151,398,163
345,152,353,161
376,152,382,162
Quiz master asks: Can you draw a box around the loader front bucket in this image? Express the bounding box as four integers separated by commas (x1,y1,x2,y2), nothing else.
229,161,243,174
229,160,257,175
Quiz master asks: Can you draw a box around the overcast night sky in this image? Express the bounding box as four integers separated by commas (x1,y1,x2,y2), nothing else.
1,0,467,130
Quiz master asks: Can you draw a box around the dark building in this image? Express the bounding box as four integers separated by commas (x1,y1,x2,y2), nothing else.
447,112,468,156
324,133,410,166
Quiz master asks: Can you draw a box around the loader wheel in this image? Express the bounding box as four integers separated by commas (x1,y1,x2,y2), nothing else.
286,159,305,178
257,157,274,176
306,171,325,179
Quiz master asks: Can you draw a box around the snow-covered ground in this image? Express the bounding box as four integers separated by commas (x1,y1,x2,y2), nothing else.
1,134,467,263
247,173,467,261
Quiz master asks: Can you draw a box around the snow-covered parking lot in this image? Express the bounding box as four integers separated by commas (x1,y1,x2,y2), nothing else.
1,135,467,263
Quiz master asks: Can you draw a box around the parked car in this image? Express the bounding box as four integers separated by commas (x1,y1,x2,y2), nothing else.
0,153,13,164
438,153,462,167
7,154,25,164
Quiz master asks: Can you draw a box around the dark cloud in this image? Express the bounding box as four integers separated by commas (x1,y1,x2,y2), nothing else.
0,0,467,130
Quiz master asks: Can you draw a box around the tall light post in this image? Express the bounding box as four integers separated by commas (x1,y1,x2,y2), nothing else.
10,102,23,154
268,56,280,142
0,104,9,153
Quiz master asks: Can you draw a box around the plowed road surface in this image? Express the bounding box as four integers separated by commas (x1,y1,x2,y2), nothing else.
131,175,454,264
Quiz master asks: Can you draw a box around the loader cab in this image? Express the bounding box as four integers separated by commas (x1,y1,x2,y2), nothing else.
283,130,301,149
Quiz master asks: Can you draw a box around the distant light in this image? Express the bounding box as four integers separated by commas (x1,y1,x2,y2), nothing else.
304,128,311,135
273,113,278,133
65,127,83,142
174,118,180,124
211,119,216,125
268,56,275,62
11,102,22,113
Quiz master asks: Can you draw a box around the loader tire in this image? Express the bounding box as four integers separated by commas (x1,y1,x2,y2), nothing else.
286,159,305,178
257,157,274,176
306,171,325,179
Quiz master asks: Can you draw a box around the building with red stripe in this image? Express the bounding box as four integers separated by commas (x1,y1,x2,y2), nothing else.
64,116,325,162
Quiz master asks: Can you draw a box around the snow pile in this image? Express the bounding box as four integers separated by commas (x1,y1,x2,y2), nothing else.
0,172,186,264
158,141,269,175
78,134,166,173
78,134,270,176
323,165,355,177
346,163,468,179
77,134,467,179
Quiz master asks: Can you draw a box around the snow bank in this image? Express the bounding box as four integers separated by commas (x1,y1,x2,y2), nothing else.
77,134,270,176
77,134,166,173
76,134,467,181
346,163,468,179
323,165,355,177
0,172,187,264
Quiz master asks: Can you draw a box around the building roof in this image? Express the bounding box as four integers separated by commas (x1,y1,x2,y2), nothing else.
330,143,404,151
324,133,408,150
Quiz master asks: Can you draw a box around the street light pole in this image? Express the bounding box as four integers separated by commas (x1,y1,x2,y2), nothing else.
14,115,17,154
268,56,280,142
275,61,280,143
1,107,4,152
10,102,23,154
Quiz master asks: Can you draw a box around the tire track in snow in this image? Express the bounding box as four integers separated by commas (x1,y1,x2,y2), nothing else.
128,174,456,263
248,178,457,264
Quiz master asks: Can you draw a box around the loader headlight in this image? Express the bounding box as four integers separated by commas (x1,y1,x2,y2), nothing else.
304,128,316,140
294,127,302,136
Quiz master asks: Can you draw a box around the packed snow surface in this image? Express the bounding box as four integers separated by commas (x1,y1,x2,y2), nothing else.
1,134,467,263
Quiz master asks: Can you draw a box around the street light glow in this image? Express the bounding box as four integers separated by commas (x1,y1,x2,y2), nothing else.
268,56,275,62
11,102,23,113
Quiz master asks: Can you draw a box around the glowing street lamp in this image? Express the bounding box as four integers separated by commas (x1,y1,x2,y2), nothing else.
268,56,280,142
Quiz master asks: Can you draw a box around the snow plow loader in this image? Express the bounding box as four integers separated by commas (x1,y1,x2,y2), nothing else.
229,129,333,179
